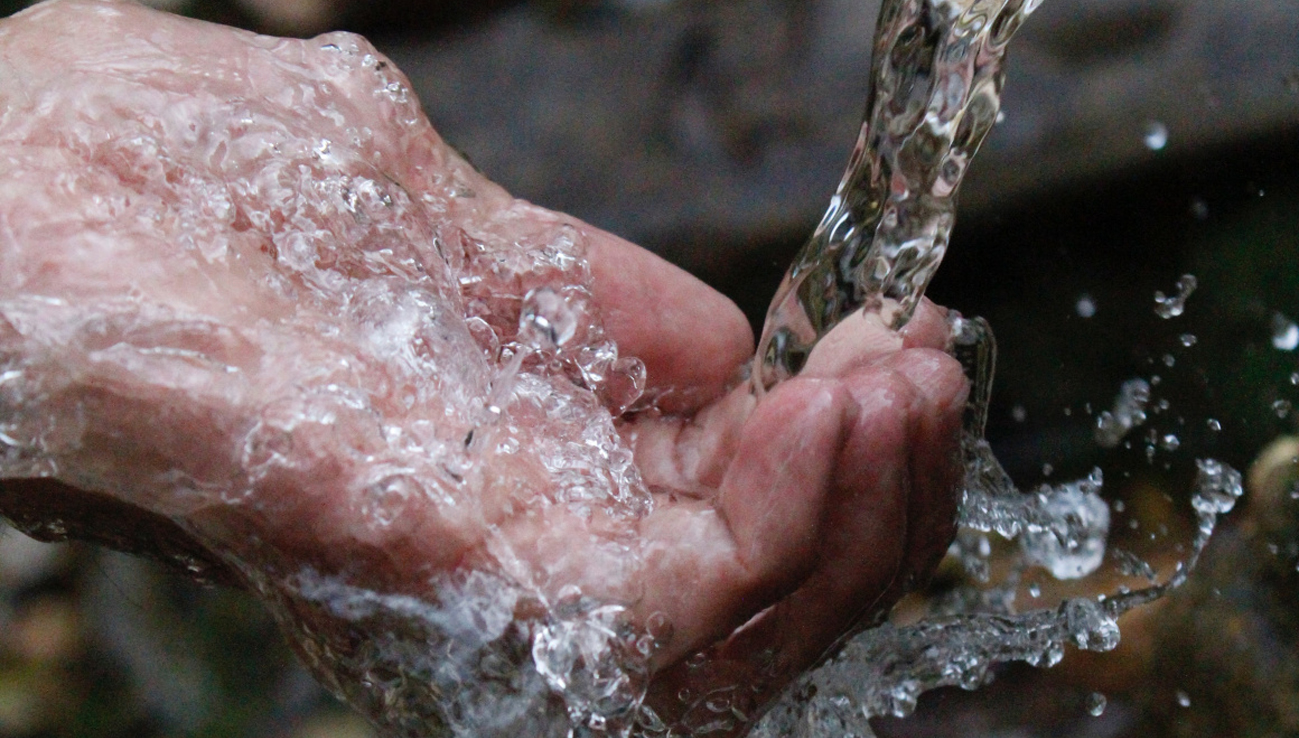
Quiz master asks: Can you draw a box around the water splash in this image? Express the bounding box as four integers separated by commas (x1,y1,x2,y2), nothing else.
750,452,1242,737
740,0,1246,732
1094,378,1152,448
1154,275,1198,319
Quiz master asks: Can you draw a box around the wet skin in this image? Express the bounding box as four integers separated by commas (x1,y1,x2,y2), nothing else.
0,1,967,734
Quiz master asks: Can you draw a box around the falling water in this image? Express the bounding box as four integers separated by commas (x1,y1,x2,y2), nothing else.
754,0,1045,390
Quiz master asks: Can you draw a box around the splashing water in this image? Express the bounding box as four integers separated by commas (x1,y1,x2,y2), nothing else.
749,452,1241,737
1094,378,1152,448
741,0,1246,734
0,3,1247,738
1154,274,1198,319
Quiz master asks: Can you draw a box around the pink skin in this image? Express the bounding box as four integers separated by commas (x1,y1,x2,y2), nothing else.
0,1,968,734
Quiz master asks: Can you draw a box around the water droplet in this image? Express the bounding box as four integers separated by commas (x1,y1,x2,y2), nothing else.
1189,197,1209,220
1160,434,1180,452
1272,313,1299,351
1143,121,1168,150
1075,294,1097,318
1290,372,1299,385
1162,353,1176,367
1175,690,1191,708
1191,459,1243,516
1154,275,1197,318
1274,399,1292,418
1206,418,1222,432
1086,691,1107,717
1095,378,1151,448
1022,478,1111,580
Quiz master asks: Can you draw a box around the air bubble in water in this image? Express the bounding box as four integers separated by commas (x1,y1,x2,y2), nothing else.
1206,418,1222,432
1290,372,1299,385
519,287,578,350
1160,434,1181,452
1274,400,1292,418
1085,691,1107,717
1176,690,1191,708
1028,583,1041,598
1179,333,1197,347
1154,275,1197,318
1143,121,1169,150
1271,313,1299,351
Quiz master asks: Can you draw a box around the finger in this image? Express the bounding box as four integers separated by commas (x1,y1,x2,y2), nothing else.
624,383,755,495
712,365,917,673
877,347,968,591
901,297,953,352
637,377,852,664
800,297,955,381
799,308,903,379
671,349,967,709
640,367,919,734
585,229,754,413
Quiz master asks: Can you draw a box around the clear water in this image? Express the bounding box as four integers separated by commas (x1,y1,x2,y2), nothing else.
754,0,1044,390
0,2,1246,738
741,0,1244,735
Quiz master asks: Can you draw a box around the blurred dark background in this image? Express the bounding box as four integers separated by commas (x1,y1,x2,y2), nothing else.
1,0,1298,736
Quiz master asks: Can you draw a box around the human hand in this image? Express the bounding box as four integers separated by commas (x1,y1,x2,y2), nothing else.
0,2,968,735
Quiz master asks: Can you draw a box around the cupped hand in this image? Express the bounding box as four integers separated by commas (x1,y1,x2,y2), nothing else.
0,2,967,735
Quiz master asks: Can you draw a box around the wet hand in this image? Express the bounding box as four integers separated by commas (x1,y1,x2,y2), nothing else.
0,2,967,734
